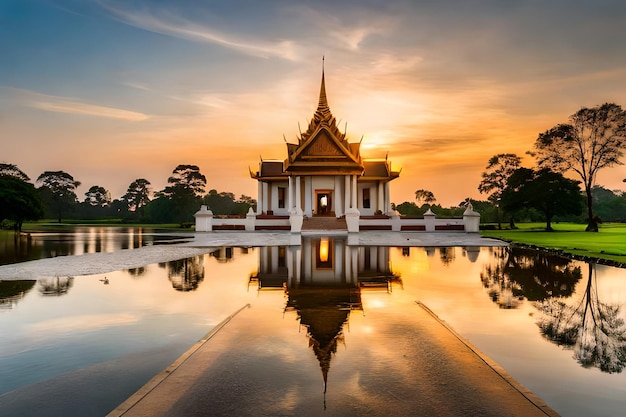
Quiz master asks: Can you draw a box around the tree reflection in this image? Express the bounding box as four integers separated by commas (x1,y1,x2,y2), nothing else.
127,266,146,277
480,247,582,308
38,276,74,296
166,256,205,291
0,280,36,309
535,263,626,373
439,247,455,266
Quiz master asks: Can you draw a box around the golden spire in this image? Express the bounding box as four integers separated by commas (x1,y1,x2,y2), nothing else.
317,56,330,114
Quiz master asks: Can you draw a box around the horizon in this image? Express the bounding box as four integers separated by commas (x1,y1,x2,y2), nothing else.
2,0,626,206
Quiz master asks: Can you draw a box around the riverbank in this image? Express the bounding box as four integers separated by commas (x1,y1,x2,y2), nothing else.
480,222,626,266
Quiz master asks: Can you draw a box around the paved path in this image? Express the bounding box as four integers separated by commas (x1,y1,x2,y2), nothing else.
108,302,559,417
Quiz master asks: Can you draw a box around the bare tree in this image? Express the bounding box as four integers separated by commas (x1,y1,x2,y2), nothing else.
530,103,626,231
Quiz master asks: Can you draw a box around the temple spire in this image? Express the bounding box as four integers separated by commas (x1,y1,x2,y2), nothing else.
317,56,329,113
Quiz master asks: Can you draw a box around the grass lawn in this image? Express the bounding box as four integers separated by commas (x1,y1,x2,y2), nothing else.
480,222,626,263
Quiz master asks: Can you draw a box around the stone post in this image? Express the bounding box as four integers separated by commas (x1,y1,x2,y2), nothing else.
290,207,304,233
194,205,213,232
391,211,401,231
423,208,435,232
463,203,481,233
245,207,256,231
345,208,360,233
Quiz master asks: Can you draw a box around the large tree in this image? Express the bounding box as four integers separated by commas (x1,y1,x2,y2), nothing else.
36,171,81,222
531,103,626,231
478,153,522,228
0,175,44,231
414,189,436,205
122,178,152,211
501,168,582,231
84,185,111,207
157,165,206,225
0,163,30,181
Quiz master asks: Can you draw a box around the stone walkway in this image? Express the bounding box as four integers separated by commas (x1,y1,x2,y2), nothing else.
108,302,559,417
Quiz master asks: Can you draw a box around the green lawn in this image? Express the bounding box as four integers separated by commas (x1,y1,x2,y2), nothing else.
480,223,626,263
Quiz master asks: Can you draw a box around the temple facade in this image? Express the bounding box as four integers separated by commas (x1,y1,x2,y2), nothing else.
250,70,400,220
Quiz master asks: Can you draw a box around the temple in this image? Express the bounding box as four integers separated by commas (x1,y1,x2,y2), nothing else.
250,69,400,223
195,67,480,233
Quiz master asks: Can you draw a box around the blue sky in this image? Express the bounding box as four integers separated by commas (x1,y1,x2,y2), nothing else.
2,0,626,205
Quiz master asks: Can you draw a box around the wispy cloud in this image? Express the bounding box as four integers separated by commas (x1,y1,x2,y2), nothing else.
11,88,149,121
99,1,298,60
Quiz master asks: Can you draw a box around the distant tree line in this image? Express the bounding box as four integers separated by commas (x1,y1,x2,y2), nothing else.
0,163,256,231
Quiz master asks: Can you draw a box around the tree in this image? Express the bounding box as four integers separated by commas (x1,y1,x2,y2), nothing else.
478,153,521,229
414,189,436,205
530,103,626,231
0,163,30,181
157,165,206,225
84,185,111,207
501,168,582,231
122,178,152,214
36,171,81,222
0,175,44,231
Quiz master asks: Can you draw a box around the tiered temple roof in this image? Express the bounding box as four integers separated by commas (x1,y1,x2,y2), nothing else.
251,69,400,182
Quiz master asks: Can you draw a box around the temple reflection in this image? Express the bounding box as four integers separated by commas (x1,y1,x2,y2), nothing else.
251,237,401,397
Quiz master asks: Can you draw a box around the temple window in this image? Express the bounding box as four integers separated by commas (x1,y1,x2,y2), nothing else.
363,188,371,209
278,187,286,208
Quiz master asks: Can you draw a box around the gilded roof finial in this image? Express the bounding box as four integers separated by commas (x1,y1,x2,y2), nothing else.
318,56,329,113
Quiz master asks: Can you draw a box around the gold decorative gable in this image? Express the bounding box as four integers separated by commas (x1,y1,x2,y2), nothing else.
303,131,344,157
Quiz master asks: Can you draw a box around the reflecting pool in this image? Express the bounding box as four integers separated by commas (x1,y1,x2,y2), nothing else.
0,236,625,416
0,226,192,265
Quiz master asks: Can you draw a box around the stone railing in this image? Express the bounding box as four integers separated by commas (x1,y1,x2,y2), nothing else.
195,204,480,233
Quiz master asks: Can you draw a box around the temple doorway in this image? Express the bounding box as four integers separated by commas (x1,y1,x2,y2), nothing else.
315,190,333,216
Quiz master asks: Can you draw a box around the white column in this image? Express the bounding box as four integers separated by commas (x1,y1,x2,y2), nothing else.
344,245,352,283
371,247,378,271
336,240,344,281
385,182,391,213
351,175,357,210
288,176,294,210
295,176,301,212
260,247,268,273
305,176,312,216
262,182,269,214
334,176,342,216
295,246,302,284
257,181,263,214
271,247,279,271
378,247,387,273
344,175,350,210
378,181,384,213
303,239,312,282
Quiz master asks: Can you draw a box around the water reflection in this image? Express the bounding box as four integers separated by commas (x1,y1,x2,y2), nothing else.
535,263,626,373
162,256,205,292
0,280,36,310
481,247,582,308
253,237,400,397
0,227,192,266
38,276,74,296
479,246,626,374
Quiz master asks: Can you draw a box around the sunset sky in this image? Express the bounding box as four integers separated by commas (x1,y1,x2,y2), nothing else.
2,0,626,206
